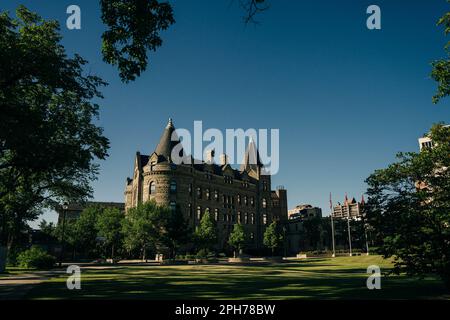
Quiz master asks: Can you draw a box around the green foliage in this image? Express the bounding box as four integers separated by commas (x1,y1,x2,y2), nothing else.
159,205,191,259
96,207,124,259
0,6,109,250
17,246,56,269
366,124,450,288
122,201,160,259
100,0,175,82
431,4,450,103
263,221,283,255
194,211,217,251
228,223,246,257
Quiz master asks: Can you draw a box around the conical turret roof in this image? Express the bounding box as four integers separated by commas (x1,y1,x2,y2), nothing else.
240,137,263,172
154,118,182,162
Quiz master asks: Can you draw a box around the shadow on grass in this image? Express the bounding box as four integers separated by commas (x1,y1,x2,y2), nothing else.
25,266,449,300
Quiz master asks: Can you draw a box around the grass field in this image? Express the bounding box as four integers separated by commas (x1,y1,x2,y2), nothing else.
25,255,450,300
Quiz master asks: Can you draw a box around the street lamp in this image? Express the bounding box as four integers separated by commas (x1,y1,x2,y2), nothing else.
58,202,69,267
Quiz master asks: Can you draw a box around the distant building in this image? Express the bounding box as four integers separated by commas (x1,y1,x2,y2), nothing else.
331,196,361,220
56,202,125,224
288,204,322,220
418,124,449,151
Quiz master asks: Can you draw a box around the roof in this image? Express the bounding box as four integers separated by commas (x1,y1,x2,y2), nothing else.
154,118,183,162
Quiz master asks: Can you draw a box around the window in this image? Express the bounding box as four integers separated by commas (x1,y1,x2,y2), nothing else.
251,213,255,224
188,203,193,218
250,197,255,206
206,188,210,200
197,187,202,199
250,232,254,240
214,208,219,221
214,190,219,201
237,211,241,223
244,212,248,224
188,183,192,195
237,194,241,205
170,201,176,212
149,182,156,195
262,198,267,208
170,180,177,193
263,181,268,191
244,196,248,206
197,206,202,220
263,214,267,225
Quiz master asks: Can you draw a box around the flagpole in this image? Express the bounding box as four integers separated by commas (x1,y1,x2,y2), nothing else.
330,193,336,258
361,196,370,256
345,194,353,257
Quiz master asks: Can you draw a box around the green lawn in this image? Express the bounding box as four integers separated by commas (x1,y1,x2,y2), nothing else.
25,255,449,300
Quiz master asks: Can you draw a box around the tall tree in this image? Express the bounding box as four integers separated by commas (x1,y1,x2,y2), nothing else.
0,6,109,252
194,211,217,253
228,223,246,258
431,3,449,103
365,124,450,288
97,207,124,260
263,221,283,256
160,205,191,259
122,201,159,260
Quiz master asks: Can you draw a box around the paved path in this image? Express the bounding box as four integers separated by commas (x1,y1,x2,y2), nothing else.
0,270,64,300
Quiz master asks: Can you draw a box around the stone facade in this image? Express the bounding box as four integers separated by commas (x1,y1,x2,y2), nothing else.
124,119,288,252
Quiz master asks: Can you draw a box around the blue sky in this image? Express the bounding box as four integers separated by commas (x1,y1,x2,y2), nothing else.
3,0,449,227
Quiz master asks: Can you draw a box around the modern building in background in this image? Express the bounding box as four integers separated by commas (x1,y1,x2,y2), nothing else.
331,197,362,220
124,119,288,252
288,204,322,220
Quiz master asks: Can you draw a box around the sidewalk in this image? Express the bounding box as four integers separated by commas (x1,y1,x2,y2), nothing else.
0,270,64,300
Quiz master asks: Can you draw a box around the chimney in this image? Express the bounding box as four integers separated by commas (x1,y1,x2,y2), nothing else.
206,149,215,164
220,154,228,166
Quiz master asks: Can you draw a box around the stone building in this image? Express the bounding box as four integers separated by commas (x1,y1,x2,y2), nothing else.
331,196,361,220
124,119,288,252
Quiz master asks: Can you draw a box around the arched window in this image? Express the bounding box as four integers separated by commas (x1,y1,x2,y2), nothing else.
244,196,248,206
214,190,219,201
197,187,202,199
237,194,241,205
170,201,176,212
262,198,267,208
197,206,202,220
263,213,268,225
206,188,210,200
188,203,193,218
170,180,177,193
149,182,156,195
214,208,219,221
250,197,255,206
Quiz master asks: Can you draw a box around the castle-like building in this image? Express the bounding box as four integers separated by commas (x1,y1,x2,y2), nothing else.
124,119,288,252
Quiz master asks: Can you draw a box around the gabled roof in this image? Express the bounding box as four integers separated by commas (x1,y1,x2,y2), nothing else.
240,137,263,173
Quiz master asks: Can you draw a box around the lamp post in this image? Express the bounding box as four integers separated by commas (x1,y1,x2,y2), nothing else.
58,202,69,267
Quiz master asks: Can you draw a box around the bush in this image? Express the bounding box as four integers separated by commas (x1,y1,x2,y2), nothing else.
17,246,56,269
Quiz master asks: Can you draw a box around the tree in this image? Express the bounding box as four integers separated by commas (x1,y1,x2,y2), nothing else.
0,6,109,253
160,205,191,259
100,0,175,82
96,207,124,260
263,221,283,256
72,206,101,258
194,211,217,253
365,124,450,288
228,223,246,258
99,0,269,82
303,216,322,251
122,201,159,260
431,3,449,103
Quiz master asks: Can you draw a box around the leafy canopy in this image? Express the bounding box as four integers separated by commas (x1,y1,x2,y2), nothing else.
365,124,450,288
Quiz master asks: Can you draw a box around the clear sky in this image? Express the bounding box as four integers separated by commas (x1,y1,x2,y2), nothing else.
3,0,449,227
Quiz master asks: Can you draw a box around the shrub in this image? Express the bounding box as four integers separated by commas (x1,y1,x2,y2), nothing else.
17,246,56,269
